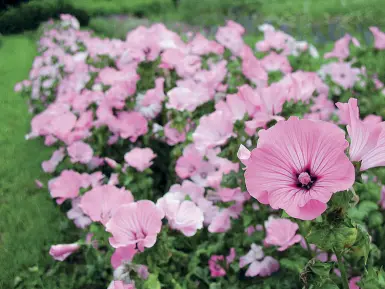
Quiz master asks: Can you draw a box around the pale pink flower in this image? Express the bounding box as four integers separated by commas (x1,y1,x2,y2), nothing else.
67,141,93,164
175,144,204,179
370,27,385,50
193,111,234,153
157,192,204,236
264,217,302,251
320,62,360,90
243,117,355,220
117,111,148,142
189,33,224,55
215,21,245,56
166,86,206,112
337,98,383,164
111,245,137,269
35,179,44,188
48,170,87,204
208,210,232,233
209,255,227,277
80,185,134,225
42,148,66,173
105,157,119,169
67,198,92,229
107,281,135,289
124,148,156,172
106,200,164,251
49,243,80,261
240,245,280,277
349,277,361,289
168,180,205,204
241,45,268,87
261,52,292,74
164,121,187,145
324,34,352,60
227,248,236,264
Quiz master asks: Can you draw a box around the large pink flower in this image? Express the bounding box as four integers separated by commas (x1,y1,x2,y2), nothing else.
243,117,355,220
124,147,156,172
106,200,164,251
264,217,302,251
80,185,134,225
111,245,137,269
117,111,148,142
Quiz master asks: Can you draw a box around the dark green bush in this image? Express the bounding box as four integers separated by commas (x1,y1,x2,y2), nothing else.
0,0,89,34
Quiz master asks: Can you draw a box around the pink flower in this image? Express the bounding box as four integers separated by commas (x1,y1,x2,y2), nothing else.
324,34,352,60
320,62,360,90
227,248,236,264
166,87,206,112
264,217,302,251
243,117,355,220
261,52,292,74
67,198,92,229
240,244,280,277
337,98,385,170
107,281,135,289
117,111,148,142
175,144,204,179
164,121,187,145
189,33,224,55
193,111,234,153
169,180,205,203
124,148,156,172
106,200,164,251
48,170,87,204
370,27,385,50
35,179,44,188
42,148,65,173
209,255,227,277
349,277,361,289
49,243,80,261
208,209,232,233
241,45,268,87
215,21,245,56
67,141,93,164
111,245,137,269
157,192,204,236
80,185,134,225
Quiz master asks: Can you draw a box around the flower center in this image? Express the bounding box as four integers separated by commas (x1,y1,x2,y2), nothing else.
296,171,317,190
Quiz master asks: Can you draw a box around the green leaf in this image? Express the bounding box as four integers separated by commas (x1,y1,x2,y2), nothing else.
350,225,371,264
306,221,358,252
143,274,161,289
280,257,308,273
358,267,385,289
368,211,383,228
301,259,338,289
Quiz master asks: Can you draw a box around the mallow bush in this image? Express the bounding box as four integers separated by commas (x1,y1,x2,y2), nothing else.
15,14,385,289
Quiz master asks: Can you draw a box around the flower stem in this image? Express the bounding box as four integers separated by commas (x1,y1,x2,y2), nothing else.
335,250,349,289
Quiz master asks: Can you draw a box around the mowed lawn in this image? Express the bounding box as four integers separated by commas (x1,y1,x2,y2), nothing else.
0,35,66,287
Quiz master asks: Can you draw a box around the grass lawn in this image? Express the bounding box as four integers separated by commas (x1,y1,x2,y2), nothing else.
0,35,68,288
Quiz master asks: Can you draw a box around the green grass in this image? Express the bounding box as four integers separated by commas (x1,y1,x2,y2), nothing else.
66,0,172,16
0,34,68,288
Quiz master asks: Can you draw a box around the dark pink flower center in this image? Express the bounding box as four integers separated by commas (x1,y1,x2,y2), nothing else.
296,170,317,190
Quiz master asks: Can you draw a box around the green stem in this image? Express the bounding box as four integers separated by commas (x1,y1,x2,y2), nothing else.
335,251,349,289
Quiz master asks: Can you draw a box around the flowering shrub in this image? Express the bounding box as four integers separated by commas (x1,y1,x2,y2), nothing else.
15,14,385,289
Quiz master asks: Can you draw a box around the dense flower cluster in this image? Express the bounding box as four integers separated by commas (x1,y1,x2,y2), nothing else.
15,14,385,289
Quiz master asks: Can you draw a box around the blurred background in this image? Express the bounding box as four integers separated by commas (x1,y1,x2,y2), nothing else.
1,0,384,288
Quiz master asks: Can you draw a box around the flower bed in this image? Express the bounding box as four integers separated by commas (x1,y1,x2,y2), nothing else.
15,14,385,289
